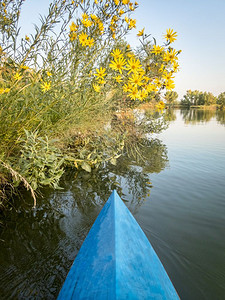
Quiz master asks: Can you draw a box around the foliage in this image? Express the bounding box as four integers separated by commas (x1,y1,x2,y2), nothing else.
0,0,181,207
16,130,65,190
65,130,126,171
217,92,225,108
180,90,216,107
164,90,178,105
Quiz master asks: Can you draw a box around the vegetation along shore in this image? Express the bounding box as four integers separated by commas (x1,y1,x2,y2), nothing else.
0,0,181,210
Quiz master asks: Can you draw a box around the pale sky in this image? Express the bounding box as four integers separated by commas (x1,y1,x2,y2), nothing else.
19,0,225,100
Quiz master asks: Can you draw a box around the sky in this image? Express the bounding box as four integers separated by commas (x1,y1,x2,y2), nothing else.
19,0,225,100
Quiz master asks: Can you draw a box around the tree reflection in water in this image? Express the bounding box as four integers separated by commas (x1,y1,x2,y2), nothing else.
180,108,225,126
51,136,169,215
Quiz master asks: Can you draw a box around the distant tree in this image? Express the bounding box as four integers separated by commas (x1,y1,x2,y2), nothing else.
204,92,216,105
217,92,225,108
164,91,178,105
181,90,216,106
198,92,206,105
180,90,199,106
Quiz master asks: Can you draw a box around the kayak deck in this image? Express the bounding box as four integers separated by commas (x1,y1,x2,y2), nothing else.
57,190,179,299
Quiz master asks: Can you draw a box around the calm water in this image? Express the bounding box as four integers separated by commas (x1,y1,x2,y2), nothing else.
1,109,225,299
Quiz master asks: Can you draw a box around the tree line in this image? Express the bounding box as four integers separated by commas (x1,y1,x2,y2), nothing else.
164,90,225,108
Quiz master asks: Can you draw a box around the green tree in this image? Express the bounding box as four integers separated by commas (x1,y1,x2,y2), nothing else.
180,90,199,106
204,92,216,105
181,90,216,106
217,92,225,108
164,91,178,105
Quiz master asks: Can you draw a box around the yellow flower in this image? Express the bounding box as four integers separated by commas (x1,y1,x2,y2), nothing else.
165,79,175,90
127,52,135,59
94,67,107,79
137,28,144,37
125,16,129,23
129,3,134,11
138,89,148,101
109,57,127,74
0,88,10,94
70,21,78,32
86,37,94,47
119,9,125,16
122,0,130,4
128,18,136,29
112,15,119,22
93,84,101,92
111,49,123,60
151,45,164,55
98,22,104,34
128,86,139,100
156,100,165,110
13,72,22,81
143,76,150,83
79,32,88,46
47,71,52,77
69,31,77,41
114,75,122,83
25,35,30,41
94,0,98,3
123,83,132,93
82,13,89,19
82,18,93,28
90,14,98,22
41,81,51,92
128,73,143,87
164,28,177,43
154,78,162,88
98,79,106,85
152,85,158,92
173,61,179,72
146,83,155,93
114,0,119,5
126,57,142,74
163,49,178,63
21,65,29,70
162,71,174,81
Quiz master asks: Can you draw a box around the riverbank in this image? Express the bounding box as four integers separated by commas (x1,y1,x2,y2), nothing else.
0,102,168,211
166,104,225,110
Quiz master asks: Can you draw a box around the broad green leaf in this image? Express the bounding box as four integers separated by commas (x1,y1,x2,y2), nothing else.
81,162,91,172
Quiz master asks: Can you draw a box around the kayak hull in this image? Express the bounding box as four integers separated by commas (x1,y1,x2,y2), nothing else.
57,190,179,299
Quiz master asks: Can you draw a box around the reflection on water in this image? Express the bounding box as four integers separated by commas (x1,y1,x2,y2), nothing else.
164,108,177,122
180,108,225,125
0,109,225,299
0,134,168,299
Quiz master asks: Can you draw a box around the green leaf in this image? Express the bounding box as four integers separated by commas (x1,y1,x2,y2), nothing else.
81,162,91,172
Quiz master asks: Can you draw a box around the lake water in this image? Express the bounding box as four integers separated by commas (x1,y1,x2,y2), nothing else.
1,109,225,299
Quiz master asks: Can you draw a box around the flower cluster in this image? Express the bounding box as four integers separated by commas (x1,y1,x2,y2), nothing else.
91,25,181,102
68,0,139,45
